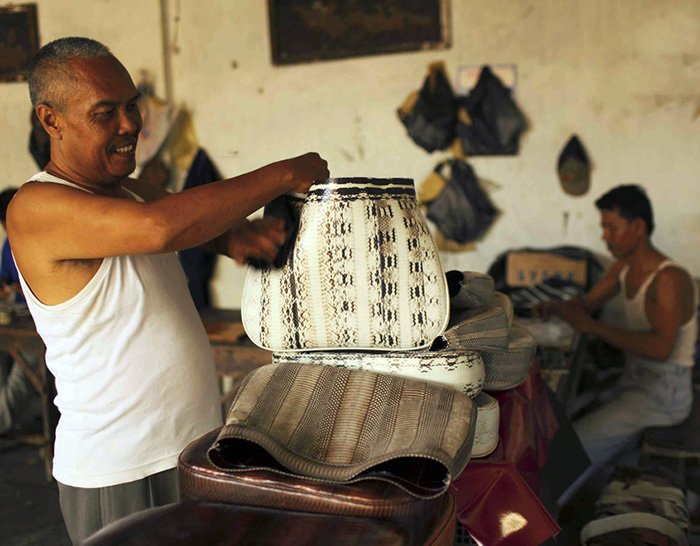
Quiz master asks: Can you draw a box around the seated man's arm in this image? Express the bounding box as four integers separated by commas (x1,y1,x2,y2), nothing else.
535,261,622,320
579,260,624,313
558,267,690,361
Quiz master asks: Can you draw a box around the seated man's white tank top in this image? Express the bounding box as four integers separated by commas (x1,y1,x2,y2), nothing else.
619,259,698,368
16,171,222,488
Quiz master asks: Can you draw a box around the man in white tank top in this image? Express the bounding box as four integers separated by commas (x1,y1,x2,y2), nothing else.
540,184,697,506
10,37,329,544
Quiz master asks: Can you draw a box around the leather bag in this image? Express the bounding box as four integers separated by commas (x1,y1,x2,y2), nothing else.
482,321,537,391
241,178,449,352
178,428,458,546
208,362,476,499
271,348,485,398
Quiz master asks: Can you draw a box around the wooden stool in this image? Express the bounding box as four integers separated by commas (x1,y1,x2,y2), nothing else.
641,385,700,486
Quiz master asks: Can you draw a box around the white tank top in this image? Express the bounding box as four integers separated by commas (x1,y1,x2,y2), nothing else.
16,172,223,488
618,259,698,368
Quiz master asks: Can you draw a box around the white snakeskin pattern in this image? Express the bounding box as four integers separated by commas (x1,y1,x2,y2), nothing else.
242,178,449,351
271,349,486,398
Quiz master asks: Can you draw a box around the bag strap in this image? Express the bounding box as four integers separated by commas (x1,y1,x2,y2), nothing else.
580,513,688,546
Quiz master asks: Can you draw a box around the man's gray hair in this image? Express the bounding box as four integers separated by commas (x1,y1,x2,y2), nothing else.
28,37,112,108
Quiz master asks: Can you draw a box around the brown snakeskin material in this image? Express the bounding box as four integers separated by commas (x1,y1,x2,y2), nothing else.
482,321,537,390
209,362,476,499
437,304,510,353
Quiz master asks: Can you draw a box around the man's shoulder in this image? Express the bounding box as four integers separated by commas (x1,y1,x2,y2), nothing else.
653,262,694,295
14,178,85,202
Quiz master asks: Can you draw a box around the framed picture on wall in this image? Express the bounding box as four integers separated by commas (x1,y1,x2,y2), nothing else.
0,3,39,83
268,0,451,65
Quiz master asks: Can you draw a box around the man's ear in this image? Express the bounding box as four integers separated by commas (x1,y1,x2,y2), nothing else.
35,104,62,140
632,217,647,237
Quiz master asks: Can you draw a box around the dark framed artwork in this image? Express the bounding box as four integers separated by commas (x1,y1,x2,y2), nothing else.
268,0,451,65
0,3,39,82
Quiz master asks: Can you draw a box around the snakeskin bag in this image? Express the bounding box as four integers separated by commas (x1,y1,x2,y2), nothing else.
208,362,476,499
242,178,449,352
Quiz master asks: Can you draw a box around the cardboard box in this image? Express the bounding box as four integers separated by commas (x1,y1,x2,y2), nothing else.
506,251,587,287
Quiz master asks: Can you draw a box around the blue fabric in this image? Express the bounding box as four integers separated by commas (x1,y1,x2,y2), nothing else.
0,239,18,285
178,149,220,310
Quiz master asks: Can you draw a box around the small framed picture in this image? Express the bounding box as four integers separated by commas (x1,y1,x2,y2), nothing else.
268,0,451,66
0,3,39,83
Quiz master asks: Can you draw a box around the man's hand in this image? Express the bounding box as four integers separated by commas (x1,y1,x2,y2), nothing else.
533,299,598,333
284,153,329,194
221,217,287,265
532,301,558,321
553,301,598,334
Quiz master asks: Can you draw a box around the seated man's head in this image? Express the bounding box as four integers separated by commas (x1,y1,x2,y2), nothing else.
595,184,654,259
28,37,142,185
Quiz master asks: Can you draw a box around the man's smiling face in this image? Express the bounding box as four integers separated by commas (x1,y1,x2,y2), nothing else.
55,55,142,186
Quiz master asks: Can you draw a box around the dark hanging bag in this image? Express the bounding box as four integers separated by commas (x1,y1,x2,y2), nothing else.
456,66,527,156
425,159,498,244
397,62,457,153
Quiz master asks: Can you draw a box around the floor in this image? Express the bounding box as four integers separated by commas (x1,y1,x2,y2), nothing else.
0,406,71,546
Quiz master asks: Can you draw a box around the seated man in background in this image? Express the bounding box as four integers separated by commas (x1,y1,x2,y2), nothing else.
9,36,329,544
540,184,697,501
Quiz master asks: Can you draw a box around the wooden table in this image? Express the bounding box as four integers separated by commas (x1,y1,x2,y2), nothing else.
519,317,592,418
199,308,272,409
0,314,55,480
0,309,270,480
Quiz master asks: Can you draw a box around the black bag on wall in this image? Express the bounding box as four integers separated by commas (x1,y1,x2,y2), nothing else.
425,159,498,244
398,62,457,153
456,66,527,156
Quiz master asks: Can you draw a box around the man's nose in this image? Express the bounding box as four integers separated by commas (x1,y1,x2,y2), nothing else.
118,108,141,135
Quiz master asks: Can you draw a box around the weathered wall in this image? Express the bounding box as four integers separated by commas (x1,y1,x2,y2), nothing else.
2,1,699,308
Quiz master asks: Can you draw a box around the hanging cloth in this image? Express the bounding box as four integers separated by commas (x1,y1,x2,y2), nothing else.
178,149,221,310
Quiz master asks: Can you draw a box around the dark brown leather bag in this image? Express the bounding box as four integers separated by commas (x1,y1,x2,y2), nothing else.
208,362,476,499
179,428,456,545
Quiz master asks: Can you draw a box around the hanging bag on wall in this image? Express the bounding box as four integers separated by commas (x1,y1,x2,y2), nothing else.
424,159,499,244
397,62,456,153
456,65,527,156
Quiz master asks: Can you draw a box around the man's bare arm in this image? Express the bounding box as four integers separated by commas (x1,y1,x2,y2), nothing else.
534,261,622,320
556,267,689,361
8,153,327,262
124,178,288,265
580,261,623,312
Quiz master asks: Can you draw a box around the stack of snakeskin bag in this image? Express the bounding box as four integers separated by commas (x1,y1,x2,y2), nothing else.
441,270,538,457
208,178,492,497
